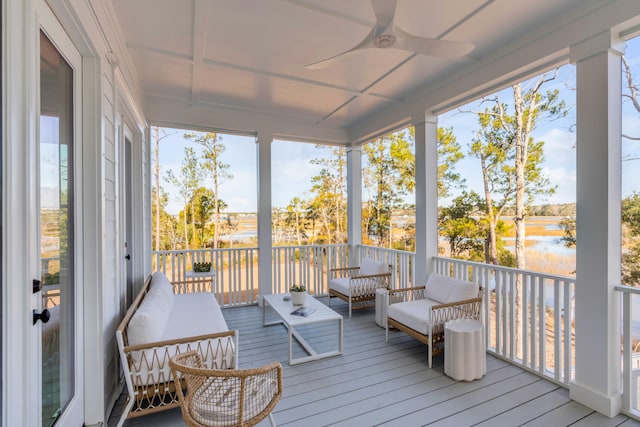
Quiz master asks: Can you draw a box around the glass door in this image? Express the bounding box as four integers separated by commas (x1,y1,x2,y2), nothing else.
39,28,77,427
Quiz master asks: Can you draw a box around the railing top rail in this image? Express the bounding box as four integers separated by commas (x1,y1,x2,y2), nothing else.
358,245,415,256
153,248,258,255
434,256,575,284
615,285,640,295
271,244,348,249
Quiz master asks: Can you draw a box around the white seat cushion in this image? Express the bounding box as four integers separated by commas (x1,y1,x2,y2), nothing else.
162,293,228,341
360,257,388,276
329,277,351,296
387,298,440,335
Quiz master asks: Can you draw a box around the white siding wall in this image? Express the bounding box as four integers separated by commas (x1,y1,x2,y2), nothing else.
102,65,121,413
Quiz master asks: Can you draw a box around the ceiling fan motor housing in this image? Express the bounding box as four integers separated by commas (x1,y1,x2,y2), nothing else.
374,34,396,48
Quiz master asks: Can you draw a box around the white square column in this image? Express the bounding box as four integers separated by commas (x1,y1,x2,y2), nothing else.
569,31,625,417
347,145,362,264
413,113,439,284
256,130,273,300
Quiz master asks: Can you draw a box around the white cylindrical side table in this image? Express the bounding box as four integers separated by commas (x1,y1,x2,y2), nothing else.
375,288,388,328
444,318,486,381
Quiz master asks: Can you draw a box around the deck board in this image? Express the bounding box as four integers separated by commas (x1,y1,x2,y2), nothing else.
109,297,639,427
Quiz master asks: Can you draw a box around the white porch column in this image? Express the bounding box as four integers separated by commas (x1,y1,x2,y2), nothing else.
256,130,273,300
569,31,624,417
413,113,439,284
347,145,362,263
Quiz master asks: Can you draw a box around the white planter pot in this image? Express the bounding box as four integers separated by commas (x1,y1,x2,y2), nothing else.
291,291,307,306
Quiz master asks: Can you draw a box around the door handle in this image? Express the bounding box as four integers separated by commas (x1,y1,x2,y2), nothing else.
33,309,51,325
125,254,131,261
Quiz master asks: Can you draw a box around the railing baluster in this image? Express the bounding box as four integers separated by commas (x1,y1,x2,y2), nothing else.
538,275,546,375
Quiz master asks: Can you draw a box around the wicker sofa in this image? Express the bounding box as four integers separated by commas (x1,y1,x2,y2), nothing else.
385,273,482,368
115,271,238,427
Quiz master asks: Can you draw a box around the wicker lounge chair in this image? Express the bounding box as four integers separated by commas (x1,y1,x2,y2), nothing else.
385,274,482,368
328,257,391,318
170,351,283,427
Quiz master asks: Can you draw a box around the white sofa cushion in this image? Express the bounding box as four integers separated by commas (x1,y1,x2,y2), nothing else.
387,298,440,335
127,288,170,346
360,257,387,276
150,271,174,310
424,274,478,304
328,277,351,296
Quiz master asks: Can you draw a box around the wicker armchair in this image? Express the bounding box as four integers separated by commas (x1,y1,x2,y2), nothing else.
328,257,391,318
169,351,283,427
385,274,482,368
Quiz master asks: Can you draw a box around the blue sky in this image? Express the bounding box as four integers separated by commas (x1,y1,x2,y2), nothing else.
157,38,640,215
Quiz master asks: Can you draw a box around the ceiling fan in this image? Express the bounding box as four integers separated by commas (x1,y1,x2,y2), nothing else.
305,0,475,69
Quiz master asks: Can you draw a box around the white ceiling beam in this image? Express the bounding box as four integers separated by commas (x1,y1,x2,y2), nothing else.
190,0,211,106
144,93,351,144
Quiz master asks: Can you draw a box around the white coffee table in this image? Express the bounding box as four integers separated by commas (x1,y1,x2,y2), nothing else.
262,293,343,365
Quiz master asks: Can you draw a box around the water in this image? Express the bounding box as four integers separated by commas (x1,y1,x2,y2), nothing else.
504,235,576,257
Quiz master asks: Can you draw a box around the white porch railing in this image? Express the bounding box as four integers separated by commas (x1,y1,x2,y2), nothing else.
434,256,575,386
153,245,350,307
153,248,259,306
616,284,640,416
270,244,348,295
358,245,416,289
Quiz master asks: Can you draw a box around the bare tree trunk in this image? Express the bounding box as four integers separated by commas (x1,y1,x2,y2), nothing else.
480,154,499,265
213,154,220,249
513,84,527,272
295,208,301,246
183,195,189,250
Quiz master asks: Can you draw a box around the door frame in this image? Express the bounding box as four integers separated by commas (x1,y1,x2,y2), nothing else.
36,2,84,426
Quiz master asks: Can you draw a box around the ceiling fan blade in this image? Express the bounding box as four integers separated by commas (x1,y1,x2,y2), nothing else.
371,0,397,34
394,26,475,59
305,29,377,69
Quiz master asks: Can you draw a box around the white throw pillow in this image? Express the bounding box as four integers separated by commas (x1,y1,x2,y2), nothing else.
447,279,479,303
360,257,387,276
127,289,170,346
424,274,453,303
424,274,479,304
150,271,174,309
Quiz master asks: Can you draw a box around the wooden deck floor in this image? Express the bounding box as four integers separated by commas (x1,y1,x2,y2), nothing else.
109,297,640,427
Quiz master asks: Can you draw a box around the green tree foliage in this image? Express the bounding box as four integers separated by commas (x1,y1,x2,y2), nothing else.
151,186,182,250
363,136,405,246
469,72,565,266
559,194,640,285
185,132,232,249
623,193,640,285
165,147,204,250
439,191,485,258
308,146,347,244
559,216,576,248
285,196,308,246
437,127,465,197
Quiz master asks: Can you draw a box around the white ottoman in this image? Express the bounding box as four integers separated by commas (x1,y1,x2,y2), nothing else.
444,318,486,381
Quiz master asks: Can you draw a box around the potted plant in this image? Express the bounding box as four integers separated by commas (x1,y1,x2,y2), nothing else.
290,284,307,305
193,262,212,272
